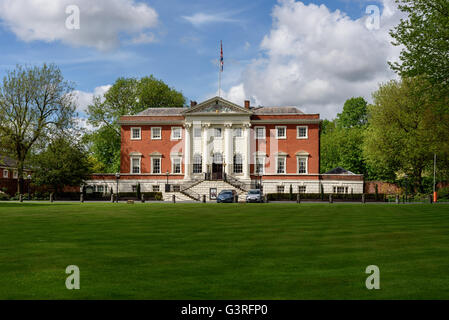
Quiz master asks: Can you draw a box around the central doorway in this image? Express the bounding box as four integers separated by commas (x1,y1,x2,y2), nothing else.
212,153,223,180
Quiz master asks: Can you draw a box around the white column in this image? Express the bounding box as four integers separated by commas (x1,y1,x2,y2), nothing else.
243,123,251,180
202,124,210,173
184,123,191,180
224,123,233,175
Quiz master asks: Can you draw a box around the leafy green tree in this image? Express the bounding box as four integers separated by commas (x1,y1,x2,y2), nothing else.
0,64,76,193
363,77,449,192
86,76,186,172
321,126,367,175
390,0,449,90
336,97,368,128
83,126,121,173
32,136,92,193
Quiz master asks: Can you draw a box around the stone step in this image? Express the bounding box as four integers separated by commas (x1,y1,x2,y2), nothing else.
188,180,248,199
163,192,195,202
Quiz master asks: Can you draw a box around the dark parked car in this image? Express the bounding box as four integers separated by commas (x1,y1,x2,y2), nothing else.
246,189,263,203
217,190,237,203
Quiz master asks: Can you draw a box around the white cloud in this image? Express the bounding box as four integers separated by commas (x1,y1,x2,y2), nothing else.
0,0,158,51
182,12,238,27
223,0,404,119
73,85,111,113
129,32,156,45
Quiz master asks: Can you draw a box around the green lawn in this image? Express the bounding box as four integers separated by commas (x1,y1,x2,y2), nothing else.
0,202,448,300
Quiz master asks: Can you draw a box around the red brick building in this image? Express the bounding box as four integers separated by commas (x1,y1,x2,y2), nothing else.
87,97,363,200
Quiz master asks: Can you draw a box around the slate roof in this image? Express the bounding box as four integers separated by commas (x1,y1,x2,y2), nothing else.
0,155,32,170
136,108,186,116
0,155,17,168
135,106,305,116
325,167,355,175
252,106,304,114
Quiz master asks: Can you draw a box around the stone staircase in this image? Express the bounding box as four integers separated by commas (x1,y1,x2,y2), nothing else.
163,192,196,202
164,178,248,202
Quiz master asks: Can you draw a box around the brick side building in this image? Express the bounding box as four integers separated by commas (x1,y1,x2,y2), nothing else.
86,97,363,200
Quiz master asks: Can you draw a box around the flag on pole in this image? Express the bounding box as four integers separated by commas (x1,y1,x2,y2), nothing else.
220,40,224,72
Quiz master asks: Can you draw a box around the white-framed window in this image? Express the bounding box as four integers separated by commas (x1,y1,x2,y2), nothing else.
131,127,141,140
193,127,202,138
233,154,243,174
276,156,286,174
172,157,182,174
213,127,222,138
131,157,141,174
333,186,346,194
254,126,266,139
297,156,308,174
255,156,265,174
13,171,18,179
298,186,307,193
297,126,308,139
132,185,138,192
193,154,202,174
233,127,243,138
276,126,287,139
173,185,181,192
213,153,223,164
151,127,162,140
277,186,285,193
171,127,182,140
97,185,104,193
151,157,161,174
3,169,9,178
152,185,160,192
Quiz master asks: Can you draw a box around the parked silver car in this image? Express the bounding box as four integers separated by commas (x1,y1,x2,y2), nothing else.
246,189,263,203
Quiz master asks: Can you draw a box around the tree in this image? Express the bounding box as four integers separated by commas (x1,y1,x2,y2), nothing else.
321,98,368,176
32,136,92,193
363,77,449,192
0,64,76,193
321,97,395,180
83,126,121,173
390,0,449,90
86,76,186,172
320,125,372,176
336,97,368,128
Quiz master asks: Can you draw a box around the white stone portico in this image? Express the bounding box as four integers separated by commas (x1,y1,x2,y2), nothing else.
181,97,253,185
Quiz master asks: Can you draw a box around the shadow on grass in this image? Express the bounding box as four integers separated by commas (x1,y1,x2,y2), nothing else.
0,202,73,208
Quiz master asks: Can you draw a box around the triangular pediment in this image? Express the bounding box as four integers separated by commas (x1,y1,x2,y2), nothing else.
182,96,252,115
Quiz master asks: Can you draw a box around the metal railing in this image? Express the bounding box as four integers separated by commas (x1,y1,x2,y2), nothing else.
224,173,247,192
180,188,201,201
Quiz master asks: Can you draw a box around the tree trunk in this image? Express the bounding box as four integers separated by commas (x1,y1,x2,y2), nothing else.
17,159,25,195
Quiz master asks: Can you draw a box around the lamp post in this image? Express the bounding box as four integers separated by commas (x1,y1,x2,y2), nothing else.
115,173,120,203
27,174,31,200
165,170,170,193
404,174,408,203
223,162,227,180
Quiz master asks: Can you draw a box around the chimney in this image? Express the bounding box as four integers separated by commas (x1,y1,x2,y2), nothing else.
244,100,250,109
190,101,197,107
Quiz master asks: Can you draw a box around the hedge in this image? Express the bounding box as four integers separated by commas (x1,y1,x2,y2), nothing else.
4,192,164,201
266,193,387,202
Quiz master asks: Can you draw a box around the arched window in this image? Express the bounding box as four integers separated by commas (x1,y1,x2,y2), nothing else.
233,154,243,173
213,153,223,164
193,154,202,173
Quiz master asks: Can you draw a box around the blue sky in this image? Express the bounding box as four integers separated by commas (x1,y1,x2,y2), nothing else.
0,0,401,120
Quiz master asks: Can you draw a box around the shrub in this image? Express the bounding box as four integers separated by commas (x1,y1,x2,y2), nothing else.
0,193,10,201
266,193,386,202
438,187,449,200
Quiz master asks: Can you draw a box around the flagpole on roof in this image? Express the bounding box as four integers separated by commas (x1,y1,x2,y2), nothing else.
219,40,223,97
